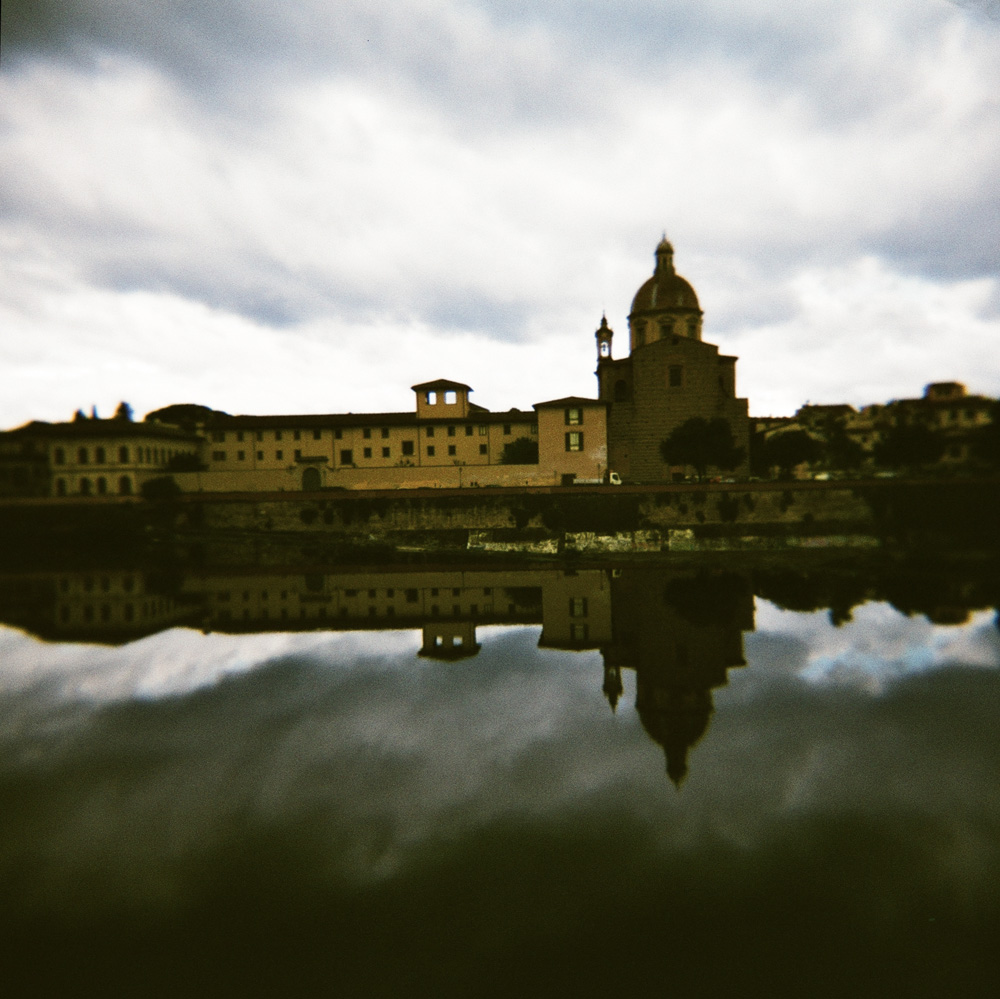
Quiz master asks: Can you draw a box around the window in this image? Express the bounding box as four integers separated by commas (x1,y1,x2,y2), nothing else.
479,444,487,455
426,426,435,437
275,430,283,441
503,424,511,435
275,450,283,460
445,390,457,404
256,431,264,441
118,476,132,495
478,425,487,436
427,446,436,456
313,429,322,440
363,428,372,439
212,451,226,461
79,478,92,495
95,447,106,463
426,390,437,404
237,450,246,461
293,430,301,440
54,447,65,464
257,450,264,460
447,426,456,437
334,428,342,440
97,477,107,495
569,597,588,617
668,365,684,388
570,623,589,641
448,445,456,456
634,323,645,347
78,447,88,464
381,428,389,439
212,431,226,443
402,441,414,456
236,431,245,442
465,425,473,436
56,478,66,496
340,449,353,465
382,447,390,458
294,449,302,460
566,432,584,451
118,445,129,462
363,447,372,459
565,407,582,425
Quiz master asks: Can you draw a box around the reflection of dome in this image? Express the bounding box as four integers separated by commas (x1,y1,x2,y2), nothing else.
635,684,713,788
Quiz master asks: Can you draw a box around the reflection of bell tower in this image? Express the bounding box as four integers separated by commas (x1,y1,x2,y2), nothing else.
601,569,754,787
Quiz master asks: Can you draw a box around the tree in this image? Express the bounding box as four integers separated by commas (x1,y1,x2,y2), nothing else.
113,401,133,421
500,437,539,464
659,418,745,481
762,429,823,479
144,404,226,432
873,424,944,471
970,402,1000,469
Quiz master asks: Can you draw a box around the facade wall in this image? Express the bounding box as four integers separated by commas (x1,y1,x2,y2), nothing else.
535,402,609,482
601,336,749,483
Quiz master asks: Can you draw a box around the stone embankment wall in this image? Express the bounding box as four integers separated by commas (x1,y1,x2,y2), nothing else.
2,480,995,556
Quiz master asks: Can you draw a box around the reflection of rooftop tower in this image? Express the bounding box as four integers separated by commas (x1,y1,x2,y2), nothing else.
419,621,481,660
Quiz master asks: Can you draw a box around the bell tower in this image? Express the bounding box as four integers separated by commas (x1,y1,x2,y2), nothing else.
595,314,613,361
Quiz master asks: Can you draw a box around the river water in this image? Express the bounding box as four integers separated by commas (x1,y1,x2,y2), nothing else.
1,555,998,996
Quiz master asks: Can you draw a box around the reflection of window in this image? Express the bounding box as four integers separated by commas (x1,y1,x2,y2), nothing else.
569,597,588,617
565,432,584,452
570,623,588,641
565,408,582,425
212,451,226,461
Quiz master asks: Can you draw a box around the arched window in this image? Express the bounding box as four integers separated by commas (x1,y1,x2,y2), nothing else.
95,447,106,463
79,478,92,495
119,445,129,463
118,476,132,495
96,477,107,495
78,447,89,464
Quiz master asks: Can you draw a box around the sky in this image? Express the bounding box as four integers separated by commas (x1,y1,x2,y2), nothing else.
1,0,998,426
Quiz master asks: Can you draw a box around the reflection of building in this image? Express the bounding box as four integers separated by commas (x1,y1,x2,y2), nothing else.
602,569,754,785
2,237,752,494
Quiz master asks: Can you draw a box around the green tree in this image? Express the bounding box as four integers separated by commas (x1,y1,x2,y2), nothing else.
873,424,944,471
500,437,539,464
970,402,1000,469
763,429,823,479
659,418,745,481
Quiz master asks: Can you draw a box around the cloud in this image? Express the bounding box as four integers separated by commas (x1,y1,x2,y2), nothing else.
1,2,998,424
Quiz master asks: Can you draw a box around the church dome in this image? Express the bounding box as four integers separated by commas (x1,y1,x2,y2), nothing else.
629,236,700,315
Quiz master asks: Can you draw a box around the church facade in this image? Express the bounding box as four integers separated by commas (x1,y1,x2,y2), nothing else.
595,237,750,481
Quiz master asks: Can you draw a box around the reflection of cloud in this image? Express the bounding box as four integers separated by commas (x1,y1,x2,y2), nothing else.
1,617,998,992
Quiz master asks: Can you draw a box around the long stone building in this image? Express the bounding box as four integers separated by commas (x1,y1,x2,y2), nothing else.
1,238,751,495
